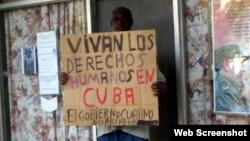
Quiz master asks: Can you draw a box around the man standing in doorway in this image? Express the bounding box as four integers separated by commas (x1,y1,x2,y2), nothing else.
61,6,167,141
96,6,167,141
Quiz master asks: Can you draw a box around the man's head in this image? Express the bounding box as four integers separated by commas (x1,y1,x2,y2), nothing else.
111,6,133,31
215,44,244,65
215,44,249,88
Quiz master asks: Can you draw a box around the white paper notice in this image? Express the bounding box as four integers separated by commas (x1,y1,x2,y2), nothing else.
37,31,59,95
40,96,58,112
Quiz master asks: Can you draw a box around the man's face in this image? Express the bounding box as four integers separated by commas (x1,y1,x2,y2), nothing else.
227,58,246,88
111,11,132,31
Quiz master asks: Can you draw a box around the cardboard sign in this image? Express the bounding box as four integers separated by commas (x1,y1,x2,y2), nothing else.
60,29,158,126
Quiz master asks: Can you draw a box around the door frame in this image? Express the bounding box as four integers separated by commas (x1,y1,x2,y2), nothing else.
91,0,188,125
173,0,188,124
0,10,10,141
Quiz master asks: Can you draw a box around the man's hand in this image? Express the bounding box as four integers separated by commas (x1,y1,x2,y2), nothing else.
60,72,69,85
151,81,167,96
